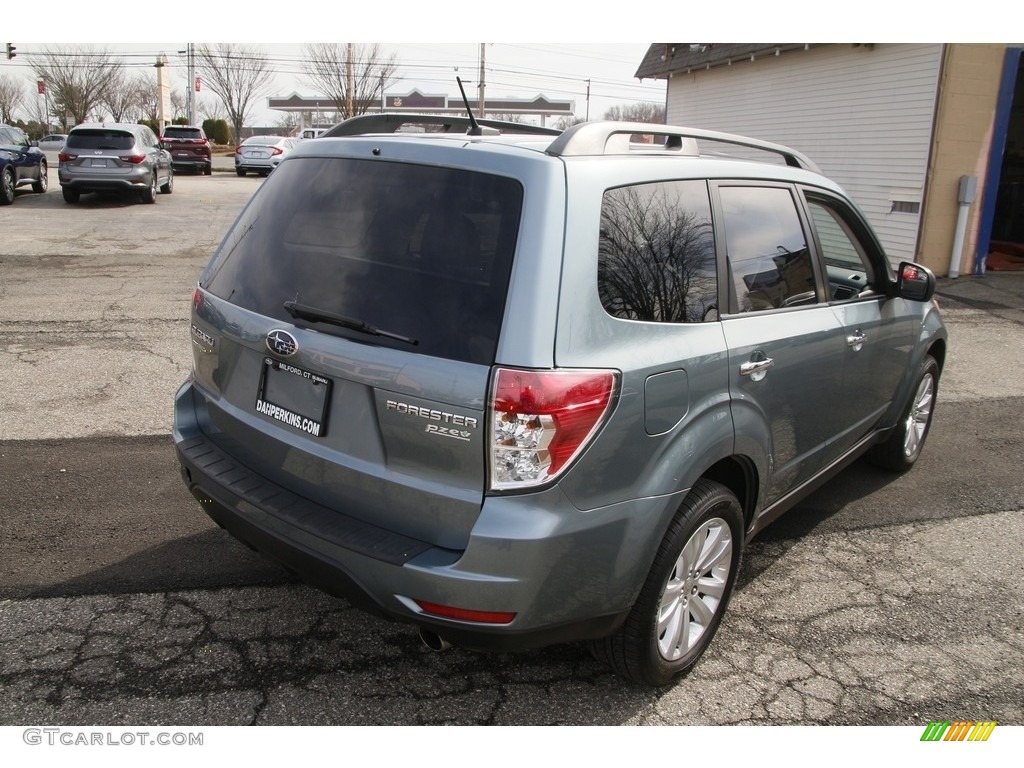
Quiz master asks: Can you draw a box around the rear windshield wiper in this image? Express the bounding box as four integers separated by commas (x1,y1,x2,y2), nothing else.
284,301,418,346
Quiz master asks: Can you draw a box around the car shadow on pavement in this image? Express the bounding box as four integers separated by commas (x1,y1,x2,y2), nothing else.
23,528,296,601
734,458,917,590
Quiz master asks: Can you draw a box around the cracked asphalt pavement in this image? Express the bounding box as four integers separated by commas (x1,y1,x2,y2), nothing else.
1,173,1022,726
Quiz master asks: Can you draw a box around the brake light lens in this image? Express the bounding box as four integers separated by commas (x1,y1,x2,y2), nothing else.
120,154,146,164
490,368,617,490
271,146,283,155
234,145,243,154
58,152,76,162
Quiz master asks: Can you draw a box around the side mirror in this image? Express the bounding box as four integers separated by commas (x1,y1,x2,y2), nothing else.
896,261,936,302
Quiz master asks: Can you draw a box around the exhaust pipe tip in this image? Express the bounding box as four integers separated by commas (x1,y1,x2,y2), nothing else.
418,627,453,652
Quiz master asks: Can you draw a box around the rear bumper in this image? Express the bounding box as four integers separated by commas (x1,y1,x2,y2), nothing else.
59,170,150,190
235,158,281,172
170,157,210,170
173,380,680,651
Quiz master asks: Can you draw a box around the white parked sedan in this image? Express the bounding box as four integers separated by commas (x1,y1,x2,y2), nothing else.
37,134,68,152
234,135,296,177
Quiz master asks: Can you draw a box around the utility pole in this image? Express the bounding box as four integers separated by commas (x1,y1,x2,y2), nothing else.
187,43,196,126
345,43,354,118
585,79,591,122
478,43,486,117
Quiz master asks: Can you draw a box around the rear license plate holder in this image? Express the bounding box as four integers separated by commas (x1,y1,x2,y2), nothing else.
255,357,332,437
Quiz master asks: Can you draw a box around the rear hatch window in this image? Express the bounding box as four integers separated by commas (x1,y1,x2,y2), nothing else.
202,156,523,365
164,127,204,140
66,130,135,150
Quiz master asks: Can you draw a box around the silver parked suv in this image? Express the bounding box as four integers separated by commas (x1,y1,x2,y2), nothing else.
174,114,947,686
59,123,172,204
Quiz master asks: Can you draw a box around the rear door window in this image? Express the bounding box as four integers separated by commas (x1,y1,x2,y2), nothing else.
203,157,524,365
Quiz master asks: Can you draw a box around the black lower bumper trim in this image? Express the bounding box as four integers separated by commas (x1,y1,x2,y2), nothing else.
176,436,434,566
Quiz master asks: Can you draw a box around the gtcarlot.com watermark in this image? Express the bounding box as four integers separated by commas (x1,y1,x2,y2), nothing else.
23,728,203,747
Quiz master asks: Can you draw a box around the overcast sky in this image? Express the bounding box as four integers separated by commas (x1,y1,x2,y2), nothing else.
2,5,1009,126
0,41,664,125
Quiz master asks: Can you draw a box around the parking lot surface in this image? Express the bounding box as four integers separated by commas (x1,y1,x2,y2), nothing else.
0,172,1022,726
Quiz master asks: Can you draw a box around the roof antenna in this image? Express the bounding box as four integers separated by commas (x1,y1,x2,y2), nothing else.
456,76,483,136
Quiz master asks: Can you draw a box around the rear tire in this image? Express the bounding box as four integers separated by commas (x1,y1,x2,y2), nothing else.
141,172,157,204
205,164,212,176
236,168,245,177
591,479,743,686
61,186,80,204
33,159,48,193
867,355,939,472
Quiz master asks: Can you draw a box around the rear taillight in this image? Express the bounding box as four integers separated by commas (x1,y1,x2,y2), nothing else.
58,152,76,161
234,145,243,154
120,154,146,164
490,367,617,491
271,146,283,155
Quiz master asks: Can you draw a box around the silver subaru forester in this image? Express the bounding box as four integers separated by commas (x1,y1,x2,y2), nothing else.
174,115,946,686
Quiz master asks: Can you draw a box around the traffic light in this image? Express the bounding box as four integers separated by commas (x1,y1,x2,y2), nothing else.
5,43,14,60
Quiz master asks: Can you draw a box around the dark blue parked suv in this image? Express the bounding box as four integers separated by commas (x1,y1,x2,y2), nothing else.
0,123,48,204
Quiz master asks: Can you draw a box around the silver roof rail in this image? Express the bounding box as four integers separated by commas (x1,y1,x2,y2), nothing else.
545,121,822,174
320,113,562,138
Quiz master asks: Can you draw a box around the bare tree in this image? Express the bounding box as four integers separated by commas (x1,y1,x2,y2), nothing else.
169,89,187,122
604,102,665,124
274,112,301,135
553,114,585,131
104,71,153,123
0,73,25,123
488,112,526,123
195,96,223,123
301,43,399,119
195,43,274,142
32,45,125,128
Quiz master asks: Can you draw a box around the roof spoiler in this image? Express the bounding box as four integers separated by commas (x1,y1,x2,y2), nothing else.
319,113,562,138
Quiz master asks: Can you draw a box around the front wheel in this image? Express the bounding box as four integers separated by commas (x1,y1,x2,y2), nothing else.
160,169,174,194
868,355,939,472
591,478,743,686
0,166,14,205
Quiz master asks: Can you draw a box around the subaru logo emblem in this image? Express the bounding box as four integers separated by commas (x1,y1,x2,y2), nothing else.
266,329,298,357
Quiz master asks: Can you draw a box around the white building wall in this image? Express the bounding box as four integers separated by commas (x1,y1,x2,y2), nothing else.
665,44,944,263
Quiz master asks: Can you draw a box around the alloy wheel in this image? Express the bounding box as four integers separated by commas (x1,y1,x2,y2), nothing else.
657,517,733,661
